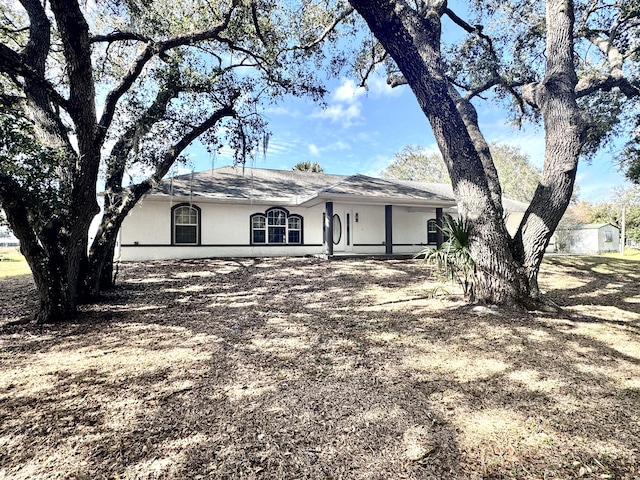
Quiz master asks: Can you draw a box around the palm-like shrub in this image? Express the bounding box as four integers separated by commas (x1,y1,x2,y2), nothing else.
421,215,476,299
293,161,324,173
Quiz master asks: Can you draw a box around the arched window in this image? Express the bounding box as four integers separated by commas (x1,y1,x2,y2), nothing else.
427,219,438,245
172,204,200,245
251,207,303,244
267,208,287,243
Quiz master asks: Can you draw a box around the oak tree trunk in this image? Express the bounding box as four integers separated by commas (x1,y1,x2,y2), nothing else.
515,0,586,296
349,0,529,306
349,0,584,308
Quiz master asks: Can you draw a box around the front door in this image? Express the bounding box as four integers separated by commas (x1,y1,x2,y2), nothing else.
332,211,354,253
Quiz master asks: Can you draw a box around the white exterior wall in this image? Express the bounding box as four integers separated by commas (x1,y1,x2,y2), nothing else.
571,229,598,254
598,224,620,253
119,199,327,261
392,207,432,253
120,200,172,245
331,204,438,255
119,198,442,260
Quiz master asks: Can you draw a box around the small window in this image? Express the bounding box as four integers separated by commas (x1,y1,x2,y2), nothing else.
252,215,266,244
427,219,438,244
604,230,613,242
288,216,301,244
173,204,200,245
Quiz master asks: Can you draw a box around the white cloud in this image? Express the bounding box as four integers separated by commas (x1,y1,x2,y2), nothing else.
333,78,366,103
308,144,320,157
265,105,303,118
313,103,362,127
366,74,403,98
328,140,351,151
312,78,366,128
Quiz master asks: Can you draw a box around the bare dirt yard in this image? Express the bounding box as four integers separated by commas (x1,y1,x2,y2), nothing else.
1,256,639,479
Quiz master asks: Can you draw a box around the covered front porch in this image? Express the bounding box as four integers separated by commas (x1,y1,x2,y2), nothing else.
321,201,450,257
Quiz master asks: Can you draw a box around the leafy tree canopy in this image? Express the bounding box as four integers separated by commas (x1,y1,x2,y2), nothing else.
381,143,541,203
0,0,356,321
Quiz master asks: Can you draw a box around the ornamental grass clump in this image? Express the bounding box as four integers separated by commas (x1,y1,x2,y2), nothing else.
420,215,476,300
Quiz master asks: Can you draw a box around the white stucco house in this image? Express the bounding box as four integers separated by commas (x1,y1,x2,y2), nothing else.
549,223,620,255
116,166,527,261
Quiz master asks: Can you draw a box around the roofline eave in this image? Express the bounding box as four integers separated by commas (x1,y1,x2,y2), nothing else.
299,192,457,208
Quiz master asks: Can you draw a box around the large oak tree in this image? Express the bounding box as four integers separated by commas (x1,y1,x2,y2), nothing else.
347,0,639,306
0,0,350,323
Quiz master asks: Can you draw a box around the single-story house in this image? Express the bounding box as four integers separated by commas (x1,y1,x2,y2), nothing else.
548,223,620,255
116,166,527,261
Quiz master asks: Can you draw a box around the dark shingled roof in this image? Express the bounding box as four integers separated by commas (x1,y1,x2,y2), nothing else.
151,166,457,207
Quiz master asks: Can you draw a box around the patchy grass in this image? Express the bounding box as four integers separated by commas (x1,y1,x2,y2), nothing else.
0,247,30,278
0,256,638,479
602,248,640,262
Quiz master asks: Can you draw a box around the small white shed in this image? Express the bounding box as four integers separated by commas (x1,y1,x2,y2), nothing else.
551,223,620,255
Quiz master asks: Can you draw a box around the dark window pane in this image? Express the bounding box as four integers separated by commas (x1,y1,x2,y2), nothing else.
288,230,300,244
176,225,197,244
269,227,286,243
253,230,266,244
288,217,300,229
268,209,286,226
253,216,266,229
333,214,341,244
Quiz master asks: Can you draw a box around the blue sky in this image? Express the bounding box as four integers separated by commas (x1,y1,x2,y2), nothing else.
184,74,631,203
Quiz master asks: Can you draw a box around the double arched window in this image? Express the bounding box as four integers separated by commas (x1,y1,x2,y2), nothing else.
251,207,303,245
172,204,200,245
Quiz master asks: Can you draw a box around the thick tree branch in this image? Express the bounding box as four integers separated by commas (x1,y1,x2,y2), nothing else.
105,73,183,192
96,3,239,148
250,2,268,46
90,31,150,44
0,173,46,273
0,45,70,109
50,0,97,141
575,31,640,99
16,0,71,147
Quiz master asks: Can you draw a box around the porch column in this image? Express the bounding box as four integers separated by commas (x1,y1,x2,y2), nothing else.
325,201,334,256
436,207,444,248
385,204,393,255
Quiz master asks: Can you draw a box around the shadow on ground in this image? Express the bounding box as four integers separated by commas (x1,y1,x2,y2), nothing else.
0,256,638,479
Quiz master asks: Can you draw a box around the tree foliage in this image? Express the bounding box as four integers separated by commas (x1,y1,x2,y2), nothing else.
382,143,541,202
381,145,449,182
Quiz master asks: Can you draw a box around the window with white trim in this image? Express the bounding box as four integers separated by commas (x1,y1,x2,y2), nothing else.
173,204,200,245
252,215,266,244
288,216,301,244
251,207,303,245
427,219,438,244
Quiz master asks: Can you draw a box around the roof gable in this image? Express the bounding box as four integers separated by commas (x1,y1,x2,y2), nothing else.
320,174,454,202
